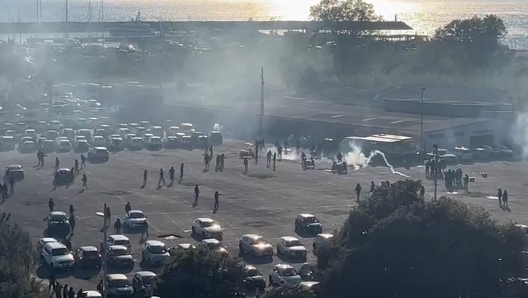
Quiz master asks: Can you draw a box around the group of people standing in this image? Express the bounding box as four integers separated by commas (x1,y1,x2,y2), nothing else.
47,274,84,298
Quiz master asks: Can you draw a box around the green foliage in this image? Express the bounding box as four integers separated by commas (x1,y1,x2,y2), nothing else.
157,247,246,298
261,285,317,298
0,213,46,298
317,180,525,298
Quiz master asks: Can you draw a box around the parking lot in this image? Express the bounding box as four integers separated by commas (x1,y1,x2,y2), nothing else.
1,139,527,291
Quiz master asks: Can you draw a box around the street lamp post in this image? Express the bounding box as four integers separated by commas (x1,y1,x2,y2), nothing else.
433,144,438,201
420,88,425,148
96,204,108,298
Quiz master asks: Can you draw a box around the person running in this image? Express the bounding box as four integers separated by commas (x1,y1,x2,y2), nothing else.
204,154,210,170
80,154,86,168
82,174,87,190
158,169,165,186
143,170,148,185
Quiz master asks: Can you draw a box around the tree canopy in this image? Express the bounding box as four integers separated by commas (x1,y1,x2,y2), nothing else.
309,0,381,23
316,180,525,298
261,285,317,298
156,247,246,298
0,213,45,298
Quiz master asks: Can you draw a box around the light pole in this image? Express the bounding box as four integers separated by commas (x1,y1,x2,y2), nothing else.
433,144,438,201
420,87,425,148
96,204,108,298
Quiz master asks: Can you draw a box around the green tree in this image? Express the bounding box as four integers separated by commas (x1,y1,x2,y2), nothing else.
261,285,317,298
433,15,509,69
156,247,246,298
317,180,525,298
309,0,381,23
0,213,46,298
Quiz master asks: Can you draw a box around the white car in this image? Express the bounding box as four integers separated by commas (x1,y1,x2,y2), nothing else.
125,210,147,229
269,264,302,286
82,291,102,298
239,234,274,257
313,233,334,254
42,242,75,269
454,147,473,161
21,141,36,152
148,136,162,149
37,237,58,256
105,234,131,251
93,136,106,147
200,239,228,255
6,165,24,180
130,137,144,150
169,243,196,256
276,236,307,259
143,133,154,143
57,140,72,152
192,218,223,240
150,126,163,137
142,240,170,266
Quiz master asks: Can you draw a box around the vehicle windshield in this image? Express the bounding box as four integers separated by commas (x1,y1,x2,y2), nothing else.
303,217,319,223
129,212,144,219
52,248,69,256
50,214,67,221
246,268,261,277
285,240,303,247
114,240,130,246
111,249,129,256
149,246,167,254
482,145,492,150
280,268,298,276
141,276,155,285
206,242,221,249
254,238,268,245
9,166,22,171
84,251,99,258
111,280,130,287
96,149,108,153
202,221,217,228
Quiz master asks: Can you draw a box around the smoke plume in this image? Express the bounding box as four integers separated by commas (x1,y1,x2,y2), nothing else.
344,143,410,178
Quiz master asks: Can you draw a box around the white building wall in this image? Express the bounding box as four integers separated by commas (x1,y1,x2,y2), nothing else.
425,119,504,149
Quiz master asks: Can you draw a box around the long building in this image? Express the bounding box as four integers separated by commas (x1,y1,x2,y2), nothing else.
0,21,412,34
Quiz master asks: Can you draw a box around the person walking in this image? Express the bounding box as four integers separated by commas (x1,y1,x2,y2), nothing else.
77,289,83,298
54,282,63,298
114,218,122,234
243,158,248,174
69,214,76,236
194,185,200,205
48,198,55,212
142,220,149,238
68,287,75,298
74,160,79,175
169,167,175,182
48,273,56,293
273,153,276,171
143,170,148,185
62,284,68,298
82,174,87,189
55,157,60,171
125,202,131,213
179,163,184,182
497,188,503,206
503,190,509,207
8,177,14,194
80,154,86,168
105,206,111,226
158,168,165,186
214,191,221,210
69,204,74,215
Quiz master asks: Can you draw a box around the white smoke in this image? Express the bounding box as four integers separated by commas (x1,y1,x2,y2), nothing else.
513,113,528,158
344,143,410,178
213,123,224,131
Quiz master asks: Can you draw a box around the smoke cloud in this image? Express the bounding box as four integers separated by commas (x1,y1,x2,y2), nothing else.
344,143,410,178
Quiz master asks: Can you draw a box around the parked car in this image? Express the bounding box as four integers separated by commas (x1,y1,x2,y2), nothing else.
141,240,170,266
192,218,223,240
276,236,307,259
47,211,71,237
37,237,58,256
169,243,196,256
269,264,302,286
208,131,223,146
42,242,75,270
107,245,134,267
472,147,490,160
454,147,473,162
88,147,109,161
312,233,334,254
55,168,73,184
6,165,24,180
243,265,266,293
125,210,147,229
481,145,501,158
239,234,273,257
74,246,102,269
495,145,514,158
294,214,323,234
106,274,134,297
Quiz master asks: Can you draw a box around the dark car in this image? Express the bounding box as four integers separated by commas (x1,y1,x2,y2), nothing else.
74,246,102,269
196,136,209,149
295,214,323,234
47,211,71,237
299,262,317,281
243,265,266,293
481,145,501,158
107,245,134,267
208,131,223,146
164,136,179,149
180,136,192,149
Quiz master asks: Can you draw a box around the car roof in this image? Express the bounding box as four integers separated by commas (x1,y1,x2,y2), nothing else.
50,211,67,216
8,165,22,168
94,147,107,150
245,264,257,271
136,271,157,277
146,240,165,246
39,237,58,243
151,136,161,139
93,136,104,139
177,243,194,248
299,213,315,218
25,128,35,132
196,217,214,222
23,141,34,144
46,242,67,249
80,246,98,251
109,245,128,250
108,274,128,280
109,235,129,241
58,168,71,172
280,236,300,242
202,238,220,244
129,210,144,214
317,233,334,239
274,263,294,270
167,136,177,139
82,291,102,297
132,137,142,140
243,234,263,240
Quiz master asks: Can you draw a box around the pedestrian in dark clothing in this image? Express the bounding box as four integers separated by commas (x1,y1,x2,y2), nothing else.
82,174,87,189
337,152,343,163
503,190,509,207
209,145,213,157
214,191,221,210
105,206,111,225
169,167,175,182
125,202,131,213
179,163,184,181
497,188,503,205
273,153,276,171
49,198,55,212
255,142,259,165
463,174,469,191
419,185,425,199
142,221,149,238
143,170,148,185
54,282,62,298
220,154,226,170
48,273,56,293
204,154,210,170
194,185,199,204
55,157,60,171
370,181,375,193
77,289,83,298
215,154,220,171
69,215,75,235
74,160,79,175
243,158,248,174
68,287,75,298
266,151,272,168
69,204,74,215
70,167,75,183
114,219,121,234
97,280,103,294
62,283,68,298
158,168,165,186
1,183,6,199
355,183,361,201
80,154,86,168
8,177,14,194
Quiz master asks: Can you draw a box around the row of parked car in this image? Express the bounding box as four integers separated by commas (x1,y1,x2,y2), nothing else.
427,145,514,164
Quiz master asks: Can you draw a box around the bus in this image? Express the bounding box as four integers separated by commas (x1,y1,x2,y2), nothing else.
339,134,418,161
